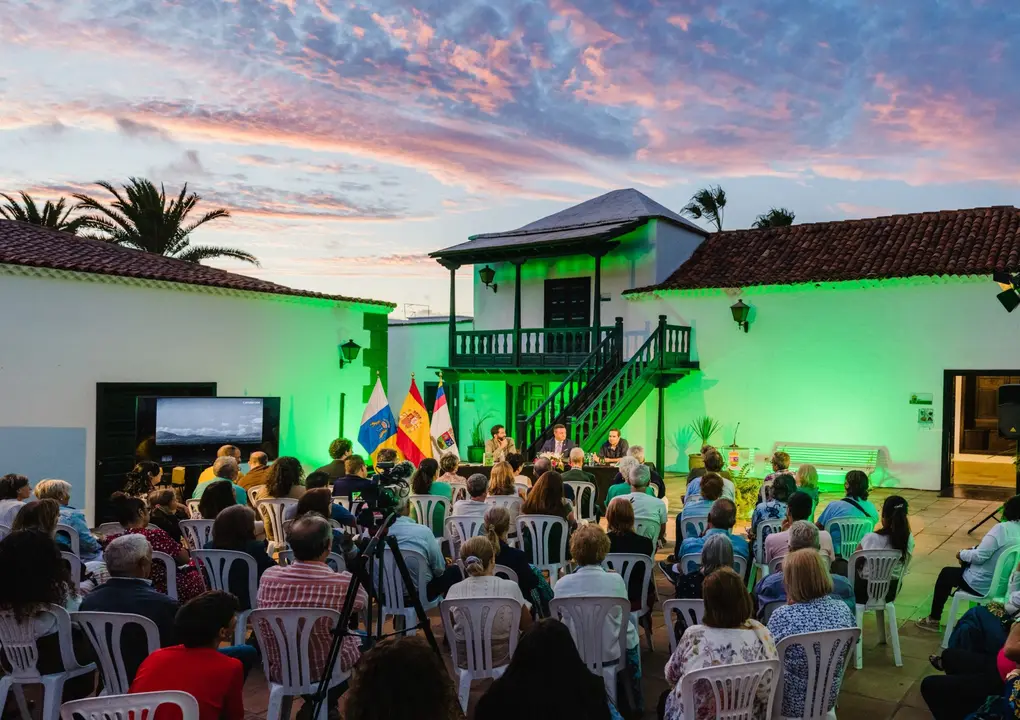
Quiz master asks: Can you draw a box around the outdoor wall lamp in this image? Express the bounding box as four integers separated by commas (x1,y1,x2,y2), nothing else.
478,265,498,293
338,338,361,368
730,299,751,333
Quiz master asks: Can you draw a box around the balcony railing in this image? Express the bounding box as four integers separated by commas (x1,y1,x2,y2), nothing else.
451,325,615,369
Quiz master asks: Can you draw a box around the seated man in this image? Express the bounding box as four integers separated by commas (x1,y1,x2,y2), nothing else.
621,465,667,546
238,451,270,491
192,457,247,506
609,446,665,499
484,425,517,464
561,448,596,508
675,472,724,544
684,447,735,502
331,455,374,501
754,521,854,617
664,498,750,579
539,424,576,458
388,496,463,599
451,473,488,517
606,456,645,503
599,428,629,463
765,491,835,565
198,445,245,484
314,438,352,481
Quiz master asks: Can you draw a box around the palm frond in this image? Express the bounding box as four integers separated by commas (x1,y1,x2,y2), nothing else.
174,244,260,266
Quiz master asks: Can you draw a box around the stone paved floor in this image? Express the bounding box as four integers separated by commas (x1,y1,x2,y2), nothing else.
236,482,1004,719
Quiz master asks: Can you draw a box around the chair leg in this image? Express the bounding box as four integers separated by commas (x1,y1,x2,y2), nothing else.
12,684,30,720
942,595,962,649
876,608,887,645
641,614,654,652
887,603,902,667
457,670,471,713
41,676,66,720
265,687,285,720
235,610,251,646
855,605,865,670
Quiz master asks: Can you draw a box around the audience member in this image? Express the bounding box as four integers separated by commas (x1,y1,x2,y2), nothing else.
672,533,734,600
748,472,796,541
507,452,529,488
452,473,489,518
482,506,541,606
485,424,517,464
554,524,642,711
446,536,531,666
627,446,665,498
193,457,248,506
238,451,271,491
12,498,60,536
561,447,596,491
129,591,245,720
32,479,101,561
759,451,792,502
489,460,523,498
755,522,854,617
816,470,879,554
264,456,306,501
795,463,820,519
531,456,552,483
411,458,449,535
208,505,275,608
295,487,350,553
314,438,353,480
672,499,749,575
0,473,31,526
437,452,462,487
332,455,373,501
662,568,777,720
520,471,575,565
108,492,206,602
299,479,356,528
476,619,617,720
388,496,463,599
765,491,836,565
917,494,1020,633
124,461,164,498
344,636,462,720
676,472,723,544
606,497,654,556
80,534,179,678
257,515,367,712
147,488,185,543
768,549,857,718
197,445,244,485
855,495,914,603
605,455,642,502
198,479,239,521
684,448,735,501
620,464,667,545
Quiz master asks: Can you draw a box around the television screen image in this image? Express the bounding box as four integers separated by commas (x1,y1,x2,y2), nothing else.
156,397,264,446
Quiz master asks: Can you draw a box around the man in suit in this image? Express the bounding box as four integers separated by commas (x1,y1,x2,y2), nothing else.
539,423,577,458
561,447,595,516
483,424,517,463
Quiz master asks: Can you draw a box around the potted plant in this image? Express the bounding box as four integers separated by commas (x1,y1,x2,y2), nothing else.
687,415,721,470
467,410,495,464
732,462,761,521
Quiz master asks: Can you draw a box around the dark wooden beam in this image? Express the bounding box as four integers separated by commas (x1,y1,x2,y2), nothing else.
512,260,524,366
448,266,457,365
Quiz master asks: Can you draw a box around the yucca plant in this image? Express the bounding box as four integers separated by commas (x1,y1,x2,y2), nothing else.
688,416,721,447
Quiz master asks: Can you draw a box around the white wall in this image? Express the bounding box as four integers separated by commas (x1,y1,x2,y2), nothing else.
624,278,1018,490
0,273,385,522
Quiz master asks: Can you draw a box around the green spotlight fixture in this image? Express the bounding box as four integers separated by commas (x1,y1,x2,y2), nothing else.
730,299,751,333
478,265,498,293
338,338,361,368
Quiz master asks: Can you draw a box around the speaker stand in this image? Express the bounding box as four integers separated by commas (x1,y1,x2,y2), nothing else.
968,446,1020,534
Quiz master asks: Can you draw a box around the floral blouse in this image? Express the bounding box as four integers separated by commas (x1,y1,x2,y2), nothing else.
664,620,778,720
109,526,206,602
750,500,787,538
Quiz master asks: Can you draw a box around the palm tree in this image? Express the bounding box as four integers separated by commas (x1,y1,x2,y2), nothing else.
0,192,87,233
752,207,796,229
74,178,258,266
681,185,727,231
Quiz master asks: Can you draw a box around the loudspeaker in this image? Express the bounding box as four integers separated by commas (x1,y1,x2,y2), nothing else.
998,385,1020,439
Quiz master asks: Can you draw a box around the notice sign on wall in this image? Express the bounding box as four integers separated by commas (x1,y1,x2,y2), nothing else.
909,393,933,405
918,408,934,427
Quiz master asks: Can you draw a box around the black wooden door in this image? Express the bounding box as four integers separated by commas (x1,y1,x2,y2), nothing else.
544,278,591,354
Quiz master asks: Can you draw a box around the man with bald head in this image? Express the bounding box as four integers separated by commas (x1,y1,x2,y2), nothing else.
238,451,271,491
198,445,245,484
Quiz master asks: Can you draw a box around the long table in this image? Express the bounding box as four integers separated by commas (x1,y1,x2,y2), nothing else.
456,464,623,505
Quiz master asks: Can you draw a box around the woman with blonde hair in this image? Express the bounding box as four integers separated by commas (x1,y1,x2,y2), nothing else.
488,461,521,498
795,463,820,518
445,535,532,665
12,499,60,536
35,478,103,562
482,506,542,604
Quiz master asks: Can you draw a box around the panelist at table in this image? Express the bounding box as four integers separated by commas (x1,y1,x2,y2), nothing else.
484,424,517,463
599,429,629,463
540,424,577,458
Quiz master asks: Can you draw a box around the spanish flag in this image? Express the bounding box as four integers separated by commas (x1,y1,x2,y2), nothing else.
396,375,432,466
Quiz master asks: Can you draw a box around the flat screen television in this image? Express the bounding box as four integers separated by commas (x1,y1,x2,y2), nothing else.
135,396,281,461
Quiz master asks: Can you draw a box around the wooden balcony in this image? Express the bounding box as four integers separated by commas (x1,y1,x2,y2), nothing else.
450,325,615,370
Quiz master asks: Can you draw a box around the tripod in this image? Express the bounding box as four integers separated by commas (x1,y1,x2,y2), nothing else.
309,511,441,718
968,445,1020,534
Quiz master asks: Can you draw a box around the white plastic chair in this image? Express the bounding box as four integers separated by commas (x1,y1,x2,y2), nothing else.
749,519,785,590
847,548,903,668
516,514,568,588
93,522,123,538
678,552,746,577
564,480,597,522
250,608,350,720
602,553,656,650
942,543,1020,648
662,599,704,654
680,659,780,720
408,495,449,535
247,484,268,507
61,552,82,585
493,564,519,584
0,604,96,720
72,611,160,695
823,517,875,560
768,556,785,574
446,515,486,560
514,482,530,497
257,498,298,555
549,595,630,703
774,628,860,720
680,513,709,540
55,523,80,556
277,550,347,573
186,499,202,518
450,481,469,504
150,551,178,601
191,549,257,645
485,494,523,516
0,523,9,541
440,597,522,711
179,519,215,550
59,690,199,720
373,547,441,635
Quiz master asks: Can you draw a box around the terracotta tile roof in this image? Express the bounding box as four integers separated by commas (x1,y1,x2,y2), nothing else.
0,220,395,308
626,206,1020,294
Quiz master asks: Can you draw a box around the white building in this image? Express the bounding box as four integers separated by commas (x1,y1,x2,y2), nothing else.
0,220,392,522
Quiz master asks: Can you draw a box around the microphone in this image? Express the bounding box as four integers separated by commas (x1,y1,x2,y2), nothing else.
731,423,740,447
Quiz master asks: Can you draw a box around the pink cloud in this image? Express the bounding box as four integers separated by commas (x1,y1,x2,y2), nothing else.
667,15,691,31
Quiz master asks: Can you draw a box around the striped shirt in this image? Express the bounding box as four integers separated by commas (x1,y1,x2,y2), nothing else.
256,561,368,677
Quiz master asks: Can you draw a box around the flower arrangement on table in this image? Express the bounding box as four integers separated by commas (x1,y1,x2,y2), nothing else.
537,452,565,472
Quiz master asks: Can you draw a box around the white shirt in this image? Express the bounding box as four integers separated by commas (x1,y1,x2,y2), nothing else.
446,575,529,666
388,515,446,579
452,499,488,518
858,531,915,578
627,491,668,541
0,499,24,528
553,565,638,658
960,520,1020,595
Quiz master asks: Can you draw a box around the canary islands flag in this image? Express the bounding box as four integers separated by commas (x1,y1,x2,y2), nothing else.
430,380,459,459
396,376,432,466
359,377,398,463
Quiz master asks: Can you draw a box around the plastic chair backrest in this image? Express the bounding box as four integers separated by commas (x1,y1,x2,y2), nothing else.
602,553,653,615
848,549,903,609
678,553,746,576
440,597,521,676
73,611,160,694
485,495,523,515
824,517,875,559
0,604,87,681
409,495,449,529
277,550,294,565
550,596,629,675
768,556,785,574
56,523,80,556
679,658,780,720
774,628,860,720
493,564,519,584
150,551,178,601
179,519,215,550
514,482,530,497
450,482,469,504
250,608,343,691
326,552,346,573
59,690,200,720
564,481,596,521
61,551,82,583
191,549,258,609
257,498,298,548
446,514,487,559
635,518,661,543
516,514,568,569
662,599,704,654
376,547,430,611
247,484,267,507
681,514,709,540
754,519,784,563
186,500,202,519
986,544,1020,600
94,522,123,538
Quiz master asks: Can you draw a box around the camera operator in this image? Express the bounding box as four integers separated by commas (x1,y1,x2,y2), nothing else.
331,456,373,502
388,495,463,600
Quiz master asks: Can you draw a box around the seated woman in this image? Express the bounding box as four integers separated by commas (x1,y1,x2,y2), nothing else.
437,452,463,486
520,471,576,568
476,618,622,720
767,549,857,718
198,480,238,521
488,461,524,527
759,451,792,503
482,506,544,611
607,497,654,556
147,488,186,543
12,498,60,536
445,536,532,667
34,479,103,562
917,494,1020,633
409,458,449,536
855,494,914,603
795,463,820,520
554,524,642,712
108,492,206,602
663,567,777,720
304,472,357,528
294,488,351,554
607,456,641,500
816,470,879,554
123,461,164,499
748,473,796,542
207,504,275,609
506,453,529,489
677,472,723,543
673,533,734,602
129,590,245,720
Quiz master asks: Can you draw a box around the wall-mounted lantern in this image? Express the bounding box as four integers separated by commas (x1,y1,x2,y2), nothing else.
478,265,498,293
338,338,361,368
730,300,751,333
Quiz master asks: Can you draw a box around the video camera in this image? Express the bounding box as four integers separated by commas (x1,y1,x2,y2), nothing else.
352,460,413,530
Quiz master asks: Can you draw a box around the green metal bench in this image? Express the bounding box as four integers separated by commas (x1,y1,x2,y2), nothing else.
771,442,881,475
